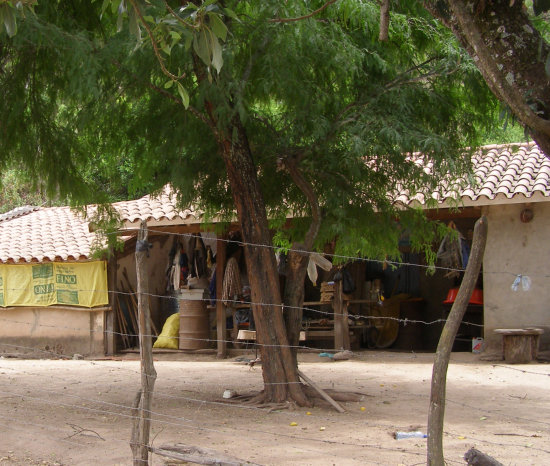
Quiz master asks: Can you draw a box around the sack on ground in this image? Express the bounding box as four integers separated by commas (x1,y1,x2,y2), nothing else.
153,313,180,349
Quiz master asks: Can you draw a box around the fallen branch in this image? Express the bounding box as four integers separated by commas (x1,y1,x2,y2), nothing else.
298,370,345,413
151,443,261,466
464,447,504,466
65,423,105,441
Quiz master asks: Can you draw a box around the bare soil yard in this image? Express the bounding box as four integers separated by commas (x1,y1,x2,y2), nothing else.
0,351,549,465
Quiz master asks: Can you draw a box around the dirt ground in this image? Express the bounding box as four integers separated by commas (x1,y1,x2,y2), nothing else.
0,350,549,466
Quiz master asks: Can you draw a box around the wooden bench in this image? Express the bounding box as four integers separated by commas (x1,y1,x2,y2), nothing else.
494,328,544,363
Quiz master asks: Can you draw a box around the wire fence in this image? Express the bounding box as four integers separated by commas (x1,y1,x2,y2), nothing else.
1,229,548,464
2,345,548,465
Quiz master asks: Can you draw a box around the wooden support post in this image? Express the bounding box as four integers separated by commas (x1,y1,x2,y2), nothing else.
428,216,488,466
104,253,117,355
130,221,157,466
216,236,227,359
342,301,351,351
333,281,350,350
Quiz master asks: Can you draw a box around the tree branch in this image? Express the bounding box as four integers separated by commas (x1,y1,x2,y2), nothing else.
128,0,185,82
424,1,550,141
379,0,390,41
111,59,215,135
269,0,338,23
280,156,321,250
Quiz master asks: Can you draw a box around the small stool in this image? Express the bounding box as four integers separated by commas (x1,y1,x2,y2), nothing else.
494,328,544,364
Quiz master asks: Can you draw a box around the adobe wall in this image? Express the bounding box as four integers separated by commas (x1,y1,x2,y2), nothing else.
0,307,105,357
483,202,550,352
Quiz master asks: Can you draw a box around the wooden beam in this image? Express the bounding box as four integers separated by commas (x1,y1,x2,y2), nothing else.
216,236,227,359
425,206,482,221
333,280,350,350
104,253,117,355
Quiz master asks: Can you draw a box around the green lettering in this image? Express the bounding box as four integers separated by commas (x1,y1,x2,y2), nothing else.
57,290,79,305
56,274,77,285
32,264,53,279
34,283,55,295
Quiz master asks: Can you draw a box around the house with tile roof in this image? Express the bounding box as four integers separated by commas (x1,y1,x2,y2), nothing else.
0,142,548,357
388,142,550,353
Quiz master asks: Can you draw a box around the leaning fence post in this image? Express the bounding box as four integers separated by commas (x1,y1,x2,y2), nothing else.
130,221,157,465
427,216,488,465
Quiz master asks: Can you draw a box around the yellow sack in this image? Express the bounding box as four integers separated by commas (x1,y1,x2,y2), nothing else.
153,313,180,349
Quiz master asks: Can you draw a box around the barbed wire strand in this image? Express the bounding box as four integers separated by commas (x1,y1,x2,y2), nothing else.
0,414,152,464
2,344,550,429
0,386,436,462
116,227,541,279
2,349,547,464
0,373,532,466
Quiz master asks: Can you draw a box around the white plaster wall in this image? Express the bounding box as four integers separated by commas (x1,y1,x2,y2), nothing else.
484,203,550,351
0,307,105,356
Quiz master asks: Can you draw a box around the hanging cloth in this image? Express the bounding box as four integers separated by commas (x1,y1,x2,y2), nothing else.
222,256,242,305
173,249,181,289
437,221,466,278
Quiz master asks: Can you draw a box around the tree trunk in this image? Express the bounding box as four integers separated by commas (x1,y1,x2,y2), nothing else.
283,249,309,368
218,120,310,406
281,156,323,368
427,215,488,466
424,1,550,156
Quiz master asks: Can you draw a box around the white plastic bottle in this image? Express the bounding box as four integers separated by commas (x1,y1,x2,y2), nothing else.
394,431,427,440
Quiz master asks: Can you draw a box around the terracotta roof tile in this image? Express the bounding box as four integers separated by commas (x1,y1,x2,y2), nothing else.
0,206,99,263
398,142,550,206
112,185,202,227
2,144,548,262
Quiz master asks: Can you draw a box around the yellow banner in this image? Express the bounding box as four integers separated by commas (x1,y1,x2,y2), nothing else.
0,261,108,308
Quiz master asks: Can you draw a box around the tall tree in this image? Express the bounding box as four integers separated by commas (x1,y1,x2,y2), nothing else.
423,1,550,155
1,1,496,403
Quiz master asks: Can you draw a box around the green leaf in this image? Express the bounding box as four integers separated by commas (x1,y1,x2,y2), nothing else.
183,31,193,50
170,31,182,40
177,82,189,109
209,30,223,73
193,29,211,66
100,0,112,17
116,9,124,33
128,5,141,41
222,7,239,20
202,0,218,8
208,13,227,42
3,5,17,37
164,80,174,89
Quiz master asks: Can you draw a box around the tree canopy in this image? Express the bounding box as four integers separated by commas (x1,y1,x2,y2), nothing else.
2,1,496,252
1,0,502,407
424,0,550,156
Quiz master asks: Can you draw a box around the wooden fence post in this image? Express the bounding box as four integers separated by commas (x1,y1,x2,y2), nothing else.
130,221,157,465
216,236,227,358
427,216,488,465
